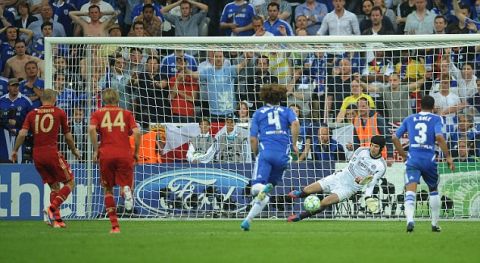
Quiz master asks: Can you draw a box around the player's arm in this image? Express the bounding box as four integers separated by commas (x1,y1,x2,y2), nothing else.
250,136,258,157
88,124,99,162
436,134,455,171
290,120,300,156
132,127,141,163
65,132,81,160
11,128,28,163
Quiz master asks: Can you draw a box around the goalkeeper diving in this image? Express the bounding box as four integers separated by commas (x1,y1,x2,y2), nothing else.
288,135,387,222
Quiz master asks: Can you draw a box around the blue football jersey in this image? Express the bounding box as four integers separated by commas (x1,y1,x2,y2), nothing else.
250,105,298,153
396,112,444,158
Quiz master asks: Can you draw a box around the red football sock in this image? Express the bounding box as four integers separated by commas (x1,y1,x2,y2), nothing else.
50,191,61,220
105,194,119,228
51,185,71,211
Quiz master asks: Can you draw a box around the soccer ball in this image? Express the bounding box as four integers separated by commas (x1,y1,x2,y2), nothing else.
303,195,321,212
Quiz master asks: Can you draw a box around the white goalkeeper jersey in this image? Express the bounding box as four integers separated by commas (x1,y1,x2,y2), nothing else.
344,147,387,196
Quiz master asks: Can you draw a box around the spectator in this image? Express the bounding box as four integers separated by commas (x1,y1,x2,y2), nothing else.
169,56,199,123
383,73,415,123
449,61,477,103
133,56,170,129
373,0,396,32
99,53,133,110
131,0,162,24
161,49,198,79
286,62,315,118
51,0,77,37
14,2,38,29
245,54,278,109
0,3,15,28
313,125,346,161
449,0,475,34
350,97,393,162
336,79,375,124
404,0,435,34
19,61,44,109
0,78,33,163
124,47,145,80
358,0,374,32
396,0,416,34
53,72,80,116
220,0,255,36
215,114,251,163
3,40,44,79
452,137,478,163
252,15,273,36
317,0,360,36
294,0,328,36
133,4,163,36
79,0,115,23
325,58,353,122
161,0,208,37
449,114,480,150
0,26,19,73
361,6,395,35
263,1,293,36
258,0,292,22
79,46,107,84
68,107,88,162
30,22,52,59
27,4,66,40
187,118,216,163
294,15,308,35
433,14,448,34
53,56,83,91
69,5,119,36
289,104,312,162
237,100,251,124
192,51,251,120
432,78,467,135
0,76,7,97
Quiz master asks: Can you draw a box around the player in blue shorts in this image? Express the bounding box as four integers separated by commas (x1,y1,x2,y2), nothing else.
240,84,300,231
392,95,455,233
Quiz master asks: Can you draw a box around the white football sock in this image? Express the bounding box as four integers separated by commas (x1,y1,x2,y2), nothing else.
405,191,416,224
245,195,270,222
429,192,441,227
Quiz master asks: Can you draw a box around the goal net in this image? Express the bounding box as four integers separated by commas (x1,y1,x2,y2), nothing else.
44,35,480,220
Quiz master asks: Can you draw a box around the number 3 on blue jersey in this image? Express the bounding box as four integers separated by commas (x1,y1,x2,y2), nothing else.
414,123,427,144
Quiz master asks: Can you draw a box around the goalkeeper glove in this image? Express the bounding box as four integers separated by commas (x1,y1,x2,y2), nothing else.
365,197,379,213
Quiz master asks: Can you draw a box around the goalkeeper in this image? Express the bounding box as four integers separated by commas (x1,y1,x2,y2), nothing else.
288,135,387,222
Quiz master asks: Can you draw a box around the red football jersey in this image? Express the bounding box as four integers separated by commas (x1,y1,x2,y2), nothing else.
90,105,138,158
22,105,70,153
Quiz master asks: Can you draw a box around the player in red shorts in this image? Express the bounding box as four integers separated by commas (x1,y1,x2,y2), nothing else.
89,88,140,234
12,89,81,228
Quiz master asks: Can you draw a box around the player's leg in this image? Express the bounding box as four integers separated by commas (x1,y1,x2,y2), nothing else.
48,182,67,228
404,166,421,232
100,158,120,233
241,154,273,230
104,186,120,234
288,180,324,199
288,174,340,222
289,193,341,222
116,158,135,212
46,153,75,227
423,164,441,232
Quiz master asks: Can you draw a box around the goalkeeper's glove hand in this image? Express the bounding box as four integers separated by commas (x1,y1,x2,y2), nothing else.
365,197,379,213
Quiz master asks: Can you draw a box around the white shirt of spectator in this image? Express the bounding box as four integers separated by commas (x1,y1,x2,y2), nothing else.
316,9,360,36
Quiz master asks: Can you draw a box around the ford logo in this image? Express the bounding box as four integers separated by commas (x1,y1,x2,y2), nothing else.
135,168,249,215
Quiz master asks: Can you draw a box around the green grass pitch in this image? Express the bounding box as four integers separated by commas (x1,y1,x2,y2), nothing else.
1,220,479,263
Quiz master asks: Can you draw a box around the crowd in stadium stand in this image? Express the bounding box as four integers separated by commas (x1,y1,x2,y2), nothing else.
1,0,480,164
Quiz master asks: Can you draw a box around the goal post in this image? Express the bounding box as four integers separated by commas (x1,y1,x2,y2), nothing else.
44,35,480,219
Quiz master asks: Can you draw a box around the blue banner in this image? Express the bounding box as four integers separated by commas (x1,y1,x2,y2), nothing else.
0,162,335,220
